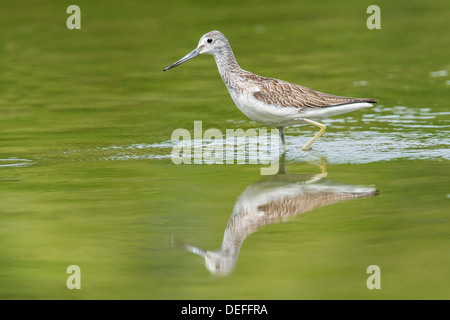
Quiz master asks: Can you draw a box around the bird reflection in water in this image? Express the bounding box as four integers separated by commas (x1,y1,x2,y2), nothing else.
173,157,380,276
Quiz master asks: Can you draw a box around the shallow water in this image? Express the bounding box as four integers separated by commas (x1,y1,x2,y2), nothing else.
90,104,450,165
0,0,449,299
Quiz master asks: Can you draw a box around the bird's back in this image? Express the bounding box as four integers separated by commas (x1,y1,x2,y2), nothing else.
247,73,377,111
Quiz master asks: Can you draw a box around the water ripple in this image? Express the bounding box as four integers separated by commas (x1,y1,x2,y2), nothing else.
74,105,450,165
0,159,34,168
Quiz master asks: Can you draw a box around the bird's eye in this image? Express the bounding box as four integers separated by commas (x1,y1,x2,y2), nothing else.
207,38,213,43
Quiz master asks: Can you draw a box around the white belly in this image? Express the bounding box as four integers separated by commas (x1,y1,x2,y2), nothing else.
227,88,299,127
227,88,373,127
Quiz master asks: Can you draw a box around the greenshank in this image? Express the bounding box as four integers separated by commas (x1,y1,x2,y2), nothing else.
163,30,377,151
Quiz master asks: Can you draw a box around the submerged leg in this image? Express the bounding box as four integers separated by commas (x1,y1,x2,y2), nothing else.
301,118,326,150
305,157,328,183
278,127,286,152
277,152,286,174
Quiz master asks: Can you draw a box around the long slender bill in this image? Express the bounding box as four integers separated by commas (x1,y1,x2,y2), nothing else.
163,48,200,71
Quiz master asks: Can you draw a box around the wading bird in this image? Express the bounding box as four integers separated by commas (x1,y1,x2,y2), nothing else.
163,31,377,151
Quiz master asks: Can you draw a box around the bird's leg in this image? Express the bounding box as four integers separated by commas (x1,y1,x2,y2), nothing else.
305,157,328,184
277,152,286,174
278,127,286,153
301,118,326,150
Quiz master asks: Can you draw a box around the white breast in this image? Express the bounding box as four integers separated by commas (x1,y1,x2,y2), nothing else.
226,87,301,127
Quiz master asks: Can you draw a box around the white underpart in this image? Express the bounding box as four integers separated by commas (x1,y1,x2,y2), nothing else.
228,88,373,127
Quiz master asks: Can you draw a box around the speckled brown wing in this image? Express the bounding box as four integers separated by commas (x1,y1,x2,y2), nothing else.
252,77,377,110
257,190,378,218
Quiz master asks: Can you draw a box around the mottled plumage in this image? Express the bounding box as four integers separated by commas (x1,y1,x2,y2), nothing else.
253,77,377,110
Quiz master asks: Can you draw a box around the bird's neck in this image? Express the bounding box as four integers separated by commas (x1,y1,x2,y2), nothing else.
213,47,241,88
